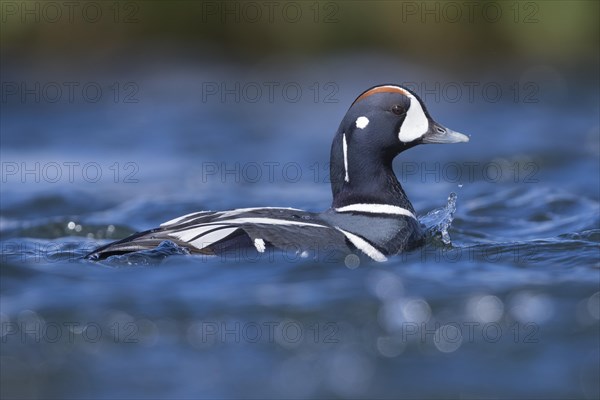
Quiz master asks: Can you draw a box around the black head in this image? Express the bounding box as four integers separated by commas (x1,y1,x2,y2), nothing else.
341,84,468,155
330,84,469,206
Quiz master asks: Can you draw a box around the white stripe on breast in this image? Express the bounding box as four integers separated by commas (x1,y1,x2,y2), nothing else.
335,227,387,262
334,204,416,219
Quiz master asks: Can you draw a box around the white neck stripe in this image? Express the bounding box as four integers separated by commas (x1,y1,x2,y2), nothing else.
335,204,416,219
335,227,387,262
342,133,349,183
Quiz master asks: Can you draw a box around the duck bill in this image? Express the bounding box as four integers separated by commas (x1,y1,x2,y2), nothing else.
421,122,470,144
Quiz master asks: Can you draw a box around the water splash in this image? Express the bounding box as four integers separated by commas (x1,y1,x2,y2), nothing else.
419,192,458,245
100,240,190,266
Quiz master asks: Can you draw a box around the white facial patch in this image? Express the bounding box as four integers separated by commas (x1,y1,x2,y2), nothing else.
355,116,369,129
398,93,429,142
343,133,349,183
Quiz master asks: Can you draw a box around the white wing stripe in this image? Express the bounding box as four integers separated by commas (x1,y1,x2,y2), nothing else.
169,224,229,242
190,227,239,250
334,204,416,219
167,216,328,245
162,207,308,228
161,211,213,227
217,217,327,228
336,227,387,262
215,207,304,219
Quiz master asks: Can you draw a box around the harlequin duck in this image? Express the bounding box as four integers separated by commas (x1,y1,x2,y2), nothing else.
86,84,469,262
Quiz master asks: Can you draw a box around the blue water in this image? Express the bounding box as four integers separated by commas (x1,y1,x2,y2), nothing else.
1,58,599,398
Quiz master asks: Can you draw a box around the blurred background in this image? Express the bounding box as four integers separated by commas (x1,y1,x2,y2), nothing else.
1,1,599,399
2,0,598,203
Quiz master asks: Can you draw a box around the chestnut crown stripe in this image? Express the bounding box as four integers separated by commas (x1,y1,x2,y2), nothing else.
352,85,411,105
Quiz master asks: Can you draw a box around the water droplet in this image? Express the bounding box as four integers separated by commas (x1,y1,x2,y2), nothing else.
509,291,553,324
402,299,431,324
367,270,403,300
377,336,405,357
344,254,360,269
467,295,504,323
434,324,463,353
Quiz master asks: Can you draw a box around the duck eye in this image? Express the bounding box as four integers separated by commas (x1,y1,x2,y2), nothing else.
391,104,405,115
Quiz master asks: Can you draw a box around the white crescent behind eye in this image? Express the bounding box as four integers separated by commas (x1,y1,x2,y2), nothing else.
398,94,429,142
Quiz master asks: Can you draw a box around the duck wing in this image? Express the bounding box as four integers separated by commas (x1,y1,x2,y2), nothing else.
85,208,350,261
